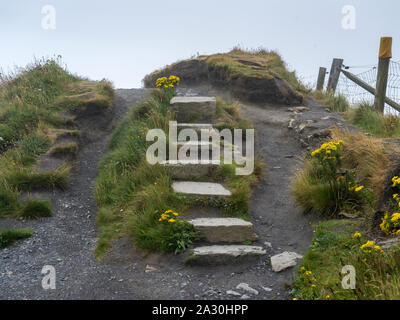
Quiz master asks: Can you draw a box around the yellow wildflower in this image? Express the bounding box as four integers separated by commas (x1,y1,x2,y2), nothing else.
352,232,362,239
355,186,364,192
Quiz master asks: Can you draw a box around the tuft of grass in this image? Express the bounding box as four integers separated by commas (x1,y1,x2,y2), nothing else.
345,102,400,137
0,229,34,249
5,164,71,192
20,199,53,219
292,130,388,215
49,142,79,157
207,47,307,94
311,91,349,112
215,98,253,135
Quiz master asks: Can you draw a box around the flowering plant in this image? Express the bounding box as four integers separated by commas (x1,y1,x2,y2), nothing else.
158,210,197,254
308,140,369,214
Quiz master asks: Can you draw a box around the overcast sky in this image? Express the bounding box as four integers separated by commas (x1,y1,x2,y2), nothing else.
0,0,398,88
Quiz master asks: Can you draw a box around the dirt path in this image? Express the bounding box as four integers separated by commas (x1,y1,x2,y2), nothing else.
0,87,317,300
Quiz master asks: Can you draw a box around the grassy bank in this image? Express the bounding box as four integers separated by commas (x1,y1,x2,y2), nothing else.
0,58,114,218
206,47,307,93
94,88,261,258
291,220,400,300
291,128,400,299
0,229,34,249
310,90,349,113
345,102,400,137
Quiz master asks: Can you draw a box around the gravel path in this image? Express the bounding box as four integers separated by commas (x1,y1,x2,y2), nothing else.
0,87,320,300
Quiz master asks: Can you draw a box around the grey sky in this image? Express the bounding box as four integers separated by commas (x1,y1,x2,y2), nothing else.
0,0,398,88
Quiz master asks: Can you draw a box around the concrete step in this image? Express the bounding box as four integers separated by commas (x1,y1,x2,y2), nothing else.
170,97,216,122
187,245,266,265
172,181,231,197
177,123,219,141
175,141,214,150
162,160,220,179
177,123,214,131
188,218,258,243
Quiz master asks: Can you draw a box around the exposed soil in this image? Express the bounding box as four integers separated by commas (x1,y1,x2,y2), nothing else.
0,85,344,300
144,58,303,105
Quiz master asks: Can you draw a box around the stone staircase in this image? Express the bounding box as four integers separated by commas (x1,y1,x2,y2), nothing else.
166,96,266,265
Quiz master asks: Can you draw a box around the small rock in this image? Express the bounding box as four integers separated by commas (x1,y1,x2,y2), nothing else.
236,283,259,295
145,265,160,273
271,252,303,272
240,295,251,300
379,238,400,250
288,106,310,113
226,290,241,297
264,242,272,248
339,212,359,219
262,286,273,292
288,119,296,129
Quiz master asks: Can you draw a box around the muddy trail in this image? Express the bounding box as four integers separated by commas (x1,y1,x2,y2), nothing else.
0,86,341,300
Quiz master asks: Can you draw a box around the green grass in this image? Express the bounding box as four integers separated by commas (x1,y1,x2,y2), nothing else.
5,164,71,192
310,90,349,112
345,102,400,137
291,131,389,216
0,58,115,218
215,98,253,135
20,199,53,219
206,47,308,94
0,228,34,249
291,129,400,300
291,220,400,300
49,142,79,157
94,89,261,258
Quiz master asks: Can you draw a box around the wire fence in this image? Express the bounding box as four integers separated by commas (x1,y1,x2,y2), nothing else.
336,60,400,115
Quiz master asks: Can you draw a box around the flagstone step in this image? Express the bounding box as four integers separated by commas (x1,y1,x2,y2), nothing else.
188,218,258,243
177,123,219,141
187,245,266,265
172,181,231,197
162,160,220,179
177,123,214,130
170,97,216,122
175,141,214,150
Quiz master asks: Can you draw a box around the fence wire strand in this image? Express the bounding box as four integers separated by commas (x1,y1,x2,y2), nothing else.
336,60,400,115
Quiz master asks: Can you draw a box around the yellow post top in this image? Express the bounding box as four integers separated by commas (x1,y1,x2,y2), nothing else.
379,37,392,59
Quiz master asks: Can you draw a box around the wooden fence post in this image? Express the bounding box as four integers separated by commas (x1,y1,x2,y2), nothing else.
374,37,392,113
327,59,344,93
316,67,327,91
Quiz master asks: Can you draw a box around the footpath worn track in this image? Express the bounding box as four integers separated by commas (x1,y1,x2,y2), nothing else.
0,87,316,300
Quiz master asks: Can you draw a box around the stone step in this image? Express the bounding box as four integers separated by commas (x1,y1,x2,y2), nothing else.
170,97,216,122
187,245,266,265
188,218,258,243
162,160,220,179
175,141,214,151
49,129,81,142
172,181,231,197
177,123,219,141
177,123,214,131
